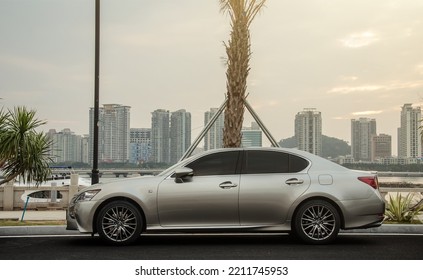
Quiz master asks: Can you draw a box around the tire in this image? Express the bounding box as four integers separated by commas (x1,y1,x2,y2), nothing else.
293,200,340,245
96,200,143,245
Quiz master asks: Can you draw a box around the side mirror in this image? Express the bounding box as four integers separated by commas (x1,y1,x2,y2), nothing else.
174,167,193,183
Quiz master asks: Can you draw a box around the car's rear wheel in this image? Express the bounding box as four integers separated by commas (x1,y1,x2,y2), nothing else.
96,200,142,245
293,200,340,245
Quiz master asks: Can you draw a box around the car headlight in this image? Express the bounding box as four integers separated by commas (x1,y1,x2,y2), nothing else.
75,189,101,202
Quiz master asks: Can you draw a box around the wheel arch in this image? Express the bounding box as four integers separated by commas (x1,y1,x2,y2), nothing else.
92,196,147,234
291,196,346,229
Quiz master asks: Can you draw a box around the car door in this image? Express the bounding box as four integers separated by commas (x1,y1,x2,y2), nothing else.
239,150,311,226
158,150,241,227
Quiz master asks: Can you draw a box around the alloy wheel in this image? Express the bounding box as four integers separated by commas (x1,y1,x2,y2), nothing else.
97,201,142,245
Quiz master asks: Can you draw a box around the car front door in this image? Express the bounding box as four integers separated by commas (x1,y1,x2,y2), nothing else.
157,151,241,227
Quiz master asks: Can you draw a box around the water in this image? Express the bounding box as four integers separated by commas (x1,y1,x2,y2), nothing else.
378,176,423,184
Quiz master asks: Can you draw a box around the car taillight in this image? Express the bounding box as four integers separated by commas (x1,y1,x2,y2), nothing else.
358,176,379,190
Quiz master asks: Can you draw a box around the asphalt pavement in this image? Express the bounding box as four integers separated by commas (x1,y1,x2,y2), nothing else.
1,210,423,236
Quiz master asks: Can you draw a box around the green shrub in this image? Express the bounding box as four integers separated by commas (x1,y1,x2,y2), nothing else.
384,193,423,224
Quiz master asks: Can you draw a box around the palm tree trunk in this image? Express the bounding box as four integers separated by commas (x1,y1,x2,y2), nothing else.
220,0,266,148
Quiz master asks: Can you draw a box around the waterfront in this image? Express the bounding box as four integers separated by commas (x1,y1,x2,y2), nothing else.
378,176,423,184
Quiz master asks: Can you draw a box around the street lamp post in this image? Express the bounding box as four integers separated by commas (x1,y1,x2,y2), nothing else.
91,0,100,184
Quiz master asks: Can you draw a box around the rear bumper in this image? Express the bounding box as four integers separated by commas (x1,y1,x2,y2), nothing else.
344,216,384,230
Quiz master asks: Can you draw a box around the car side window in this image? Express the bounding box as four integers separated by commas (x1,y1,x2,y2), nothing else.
185,151,240,176
289,154,309,172
242,150,309,174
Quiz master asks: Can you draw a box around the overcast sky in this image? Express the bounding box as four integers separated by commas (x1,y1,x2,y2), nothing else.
1,0,423,155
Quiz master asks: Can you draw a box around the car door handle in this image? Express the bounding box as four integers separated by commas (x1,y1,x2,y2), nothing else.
219,181,238,189
285,178,304,185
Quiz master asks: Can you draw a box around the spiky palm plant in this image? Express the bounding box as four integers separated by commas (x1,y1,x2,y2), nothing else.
0,107,53,186
385,192,423,223
220,0,266,147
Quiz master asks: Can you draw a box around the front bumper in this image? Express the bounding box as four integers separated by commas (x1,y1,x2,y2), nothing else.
66,209,79,230
66,200,98,233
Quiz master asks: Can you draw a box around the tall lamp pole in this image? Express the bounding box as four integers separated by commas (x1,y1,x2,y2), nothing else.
91,0,100,184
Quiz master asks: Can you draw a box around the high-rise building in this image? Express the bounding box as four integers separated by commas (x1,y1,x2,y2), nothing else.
295,108,322,156
81,135,89,164
47,128,83,163
241,122,262,147
170,109,191,164
204,108,224,151
351,118,376,162
371,133,392,161
151,109,170,163
398,103,422,158
129,128,151,164
89,104,130,163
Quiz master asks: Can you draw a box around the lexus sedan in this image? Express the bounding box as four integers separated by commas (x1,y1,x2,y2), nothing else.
67,147,385,245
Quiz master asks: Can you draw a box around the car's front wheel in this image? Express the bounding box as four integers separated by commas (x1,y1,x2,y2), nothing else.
293,200,340,245
96,200,143,245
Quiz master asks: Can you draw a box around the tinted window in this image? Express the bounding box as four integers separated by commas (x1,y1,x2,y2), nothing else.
186,151,240,176
290,154,309,172
242,150,309,174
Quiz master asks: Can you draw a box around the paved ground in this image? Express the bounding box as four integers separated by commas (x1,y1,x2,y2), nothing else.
0,210,66,221
1,210,423,236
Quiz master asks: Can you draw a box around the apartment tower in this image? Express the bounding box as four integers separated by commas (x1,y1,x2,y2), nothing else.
204,108,224,151
151,109,170,164
170,109,191,164
398,103,422,158
89,104,130,163
295,108,322,156
351,118,376,162
129,128,151,164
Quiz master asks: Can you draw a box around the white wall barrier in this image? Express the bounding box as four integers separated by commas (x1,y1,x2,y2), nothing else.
0,174,82,210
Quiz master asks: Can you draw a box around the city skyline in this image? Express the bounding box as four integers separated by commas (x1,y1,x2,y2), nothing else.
47,103,422,164
1,1,423,157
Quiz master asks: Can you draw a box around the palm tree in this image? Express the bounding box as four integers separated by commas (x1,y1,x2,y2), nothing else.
219,0,266,147
0,107,53,186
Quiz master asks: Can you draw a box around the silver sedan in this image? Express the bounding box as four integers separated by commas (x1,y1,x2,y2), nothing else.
67,147,385,245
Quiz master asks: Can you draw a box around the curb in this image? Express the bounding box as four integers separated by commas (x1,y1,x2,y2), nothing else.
0,225,82,236
341,224,423,234
1,224,422,236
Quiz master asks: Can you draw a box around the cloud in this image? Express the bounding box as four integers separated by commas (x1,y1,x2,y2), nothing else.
352,110,383,116
340,76,359,81
328,85,384,94
328,81,423,95
340,31,379,48
0,54,56,73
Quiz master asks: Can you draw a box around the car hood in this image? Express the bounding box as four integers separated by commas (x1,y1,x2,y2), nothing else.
76,175,164,194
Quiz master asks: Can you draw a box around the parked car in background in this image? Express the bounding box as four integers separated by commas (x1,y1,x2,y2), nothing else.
67,147,385,245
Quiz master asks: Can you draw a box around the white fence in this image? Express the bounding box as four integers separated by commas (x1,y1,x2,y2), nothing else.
0,174,81,211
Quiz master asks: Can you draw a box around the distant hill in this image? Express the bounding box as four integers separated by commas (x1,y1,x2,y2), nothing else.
278,135,351,159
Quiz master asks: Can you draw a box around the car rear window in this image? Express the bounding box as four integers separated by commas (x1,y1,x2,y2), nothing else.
242,150,309,174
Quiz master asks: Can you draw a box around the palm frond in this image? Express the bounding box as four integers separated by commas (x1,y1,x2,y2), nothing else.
0,106,52,185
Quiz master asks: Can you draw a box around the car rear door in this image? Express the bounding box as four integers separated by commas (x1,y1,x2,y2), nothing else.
158,151,241,227
239,150,311,225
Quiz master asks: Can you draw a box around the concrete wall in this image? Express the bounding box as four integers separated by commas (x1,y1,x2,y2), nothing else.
0,174,82,210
